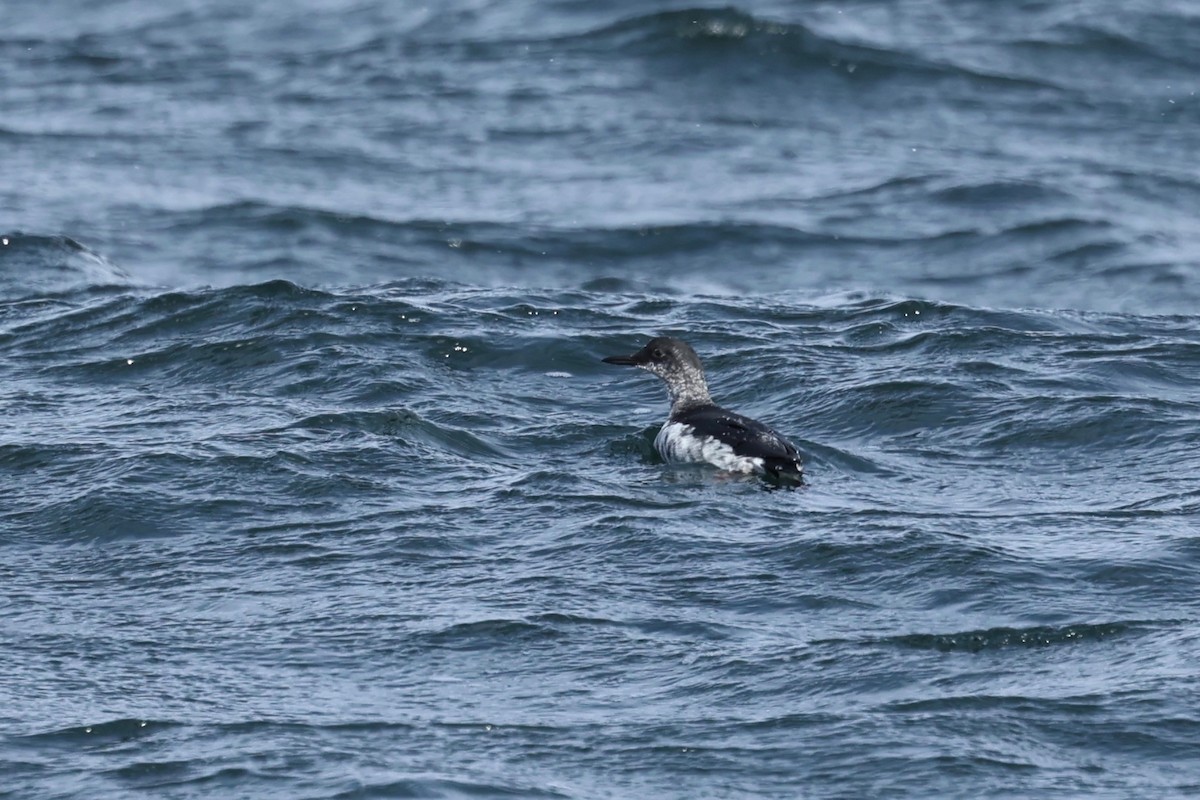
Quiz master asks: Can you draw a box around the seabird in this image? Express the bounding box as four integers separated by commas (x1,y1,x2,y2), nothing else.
603,336,804,483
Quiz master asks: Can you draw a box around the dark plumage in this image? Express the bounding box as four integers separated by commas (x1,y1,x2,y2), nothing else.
603,337,804,483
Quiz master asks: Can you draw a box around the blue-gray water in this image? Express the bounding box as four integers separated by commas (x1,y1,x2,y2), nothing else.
3,1,1200,798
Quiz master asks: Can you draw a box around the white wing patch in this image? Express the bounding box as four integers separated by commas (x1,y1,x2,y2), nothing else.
654,422,765,474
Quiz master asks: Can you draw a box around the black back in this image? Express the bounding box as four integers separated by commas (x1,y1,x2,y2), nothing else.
674,404,803,481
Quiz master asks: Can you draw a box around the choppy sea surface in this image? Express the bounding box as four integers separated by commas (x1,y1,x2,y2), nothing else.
3,1,1200,797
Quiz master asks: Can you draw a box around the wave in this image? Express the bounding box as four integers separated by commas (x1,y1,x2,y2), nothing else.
16,717,165,745
162,200,1120,269
545,6,1061,89
0,234,131,299
1016,18,1200,71
4,273,1199,547
289,408,514,463
312,5,1068,91
880,620,1152,652
132,192,1174,308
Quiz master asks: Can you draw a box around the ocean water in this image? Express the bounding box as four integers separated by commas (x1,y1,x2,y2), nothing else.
3,1,1200,797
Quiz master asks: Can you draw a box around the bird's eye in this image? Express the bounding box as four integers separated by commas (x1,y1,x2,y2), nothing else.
652,349,664,359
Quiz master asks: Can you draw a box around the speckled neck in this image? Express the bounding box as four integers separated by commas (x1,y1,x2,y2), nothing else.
654,361,712,414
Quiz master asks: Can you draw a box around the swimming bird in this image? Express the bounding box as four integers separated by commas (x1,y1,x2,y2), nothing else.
603,337,804,483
